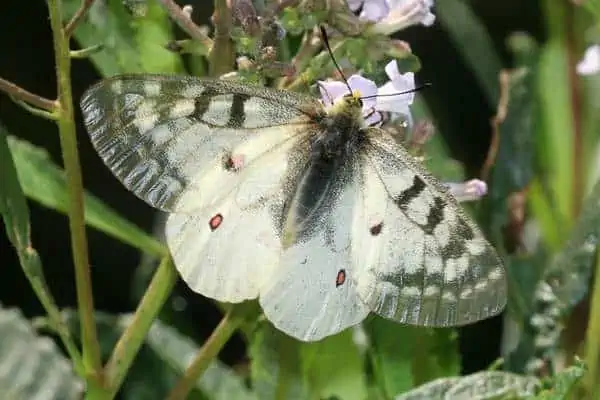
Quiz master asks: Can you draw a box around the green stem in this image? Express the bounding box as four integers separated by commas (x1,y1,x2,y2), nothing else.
285,39,347,92
20,248,86,378
105,256,178,398
277,28,320,89
0,76,56,111
47,0,103,384
584,255,600,398
209,0,235,77
64,0,95,37
158,0,213,48
166,307,243,400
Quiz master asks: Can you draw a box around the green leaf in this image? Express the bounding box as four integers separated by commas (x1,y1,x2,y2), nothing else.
508,178,600,372
250,322,367,400
534,3,578,241
6,136,166,257
537,178,600,314
249,322,308,400
365,317,460,399
483,50,541,321
134,315,257,400
301,329,367,400
436,0,503,106
394,371,539,400
0,127,30,255
0,305,83,399
534,358,586,400
63,0,184,76
61,311,255,399
133,1,186,74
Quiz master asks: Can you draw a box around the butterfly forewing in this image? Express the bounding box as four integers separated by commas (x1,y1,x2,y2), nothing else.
80,74,321,212
354,128,506,327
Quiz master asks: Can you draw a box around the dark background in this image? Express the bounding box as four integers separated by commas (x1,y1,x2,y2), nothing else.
0,0,544,376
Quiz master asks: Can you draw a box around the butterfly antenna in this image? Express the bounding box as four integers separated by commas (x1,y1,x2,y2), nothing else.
319,26,353,94
360,82,432,100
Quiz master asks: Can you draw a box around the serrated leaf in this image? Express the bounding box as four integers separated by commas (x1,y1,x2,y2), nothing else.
537,177,600,311
365,317,460,399
6,136,166,257
63,0,184,76
0,305,83,399
394,371,539,400
508,179,600,372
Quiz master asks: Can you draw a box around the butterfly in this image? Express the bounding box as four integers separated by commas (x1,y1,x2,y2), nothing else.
80,74,507,341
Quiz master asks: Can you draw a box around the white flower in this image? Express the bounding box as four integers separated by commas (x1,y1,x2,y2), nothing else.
318,60,416,125
347,0,390,22
376,60,415,119
446,179,488,202
368,0,436,35
576,45,600,75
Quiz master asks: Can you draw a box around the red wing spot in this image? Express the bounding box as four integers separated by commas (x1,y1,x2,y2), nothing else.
208,213,223,231
370,222,383,236
335,269,346,287
224,154,245,171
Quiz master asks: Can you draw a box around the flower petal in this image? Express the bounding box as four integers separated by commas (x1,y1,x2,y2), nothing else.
446,179,488,202
359,0,390,22
577,45,600,76
347,0,364,11
318,80,350,106
347,74,378,109
371,0,436,35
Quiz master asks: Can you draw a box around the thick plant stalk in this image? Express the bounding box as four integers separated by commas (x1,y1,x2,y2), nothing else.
166,308,243,400
47,0,103,387
105,256,178,398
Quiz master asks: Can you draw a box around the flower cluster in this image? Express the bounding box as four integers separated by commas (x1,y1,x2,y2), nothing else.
318,61,487,202
349,0,436,35
318,60,415,126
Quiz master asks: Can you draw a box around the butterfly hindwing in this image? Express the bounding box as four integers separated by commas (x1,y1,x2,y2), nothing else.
353,128,506,326
259,153,370,341
80,74,321,212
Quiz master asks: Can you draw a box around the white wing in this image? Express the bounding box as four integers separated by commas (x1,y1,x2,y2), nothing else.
353,129,506,327
80,74,322,213
165,131,313,302
259,156,370,341
80,74,325,302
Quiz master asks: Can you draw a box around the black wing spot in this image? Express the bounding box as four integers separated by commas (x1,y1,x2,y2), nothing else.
423,196,446,234
370,222,383,236
192,87,218,120
394,176,426,209
208,213,223,231
336,269,347,287
226,93,250,128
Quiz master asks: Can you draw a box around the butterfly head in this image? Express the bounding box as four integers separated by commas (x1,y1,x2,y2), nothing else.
327,90,364,122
